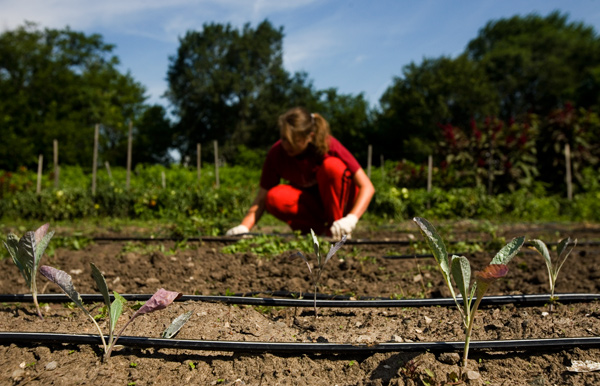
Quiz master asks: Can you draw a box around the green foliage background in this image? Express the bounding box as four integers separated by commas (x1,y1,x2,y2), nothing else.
2,164,599,233
1,12,600,225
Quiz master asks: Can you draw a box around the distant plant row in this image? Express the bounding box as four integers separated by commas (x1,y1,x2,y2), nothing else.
1,164,599,228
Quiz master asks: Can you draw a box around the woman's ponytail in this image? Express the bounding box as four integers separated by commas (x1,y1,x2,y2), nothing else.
278,107,331,156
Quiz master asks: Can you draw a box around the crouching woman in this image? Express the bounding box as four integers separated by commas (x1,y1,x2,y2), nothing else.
226,106,375,240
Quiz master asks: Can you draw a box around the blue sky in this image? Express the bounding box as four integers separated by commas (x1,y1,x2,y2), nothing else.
2,0,600,110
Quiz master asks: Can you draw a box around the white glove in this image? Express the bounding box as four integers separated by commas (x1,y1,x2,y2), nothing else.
330,214,358,239
225,224,249,236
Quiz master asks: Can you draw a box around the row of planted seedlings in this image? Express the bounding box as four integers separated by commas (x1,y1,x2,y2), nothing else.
1,219,580,380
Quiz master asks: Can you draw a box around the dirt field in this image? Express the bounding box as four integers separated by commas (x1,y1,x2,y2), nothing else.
1,220,600,385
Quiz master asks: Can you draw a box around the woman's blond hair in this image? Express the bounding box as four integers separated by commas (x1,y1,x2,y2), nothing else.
278,107,330,155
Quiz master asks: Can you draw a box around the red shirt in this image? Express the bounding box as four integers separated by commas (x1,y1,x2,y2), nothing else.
260,136,361,190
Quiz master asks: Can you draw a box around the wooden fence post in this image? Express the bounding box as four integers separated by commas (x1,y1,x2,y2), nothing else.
197,143,201,182
427,155,433,193
126,120,133,190
36,154,43,195
53,139,59,189
105,161,112,180
214,140,220,189
565,143,573,200
92,124,99,196
367,145,372,179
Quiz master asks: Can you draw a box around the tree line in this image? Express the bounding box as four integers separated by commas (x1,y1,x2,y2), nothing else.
1,12,599,193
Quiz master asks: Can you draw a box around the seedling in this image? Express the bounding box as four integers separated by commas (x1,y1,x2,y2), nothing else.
413,217,524,371
162,310,193,338
3,223,55,319
40,263,181,360
291,230,347,317
529,237,577,310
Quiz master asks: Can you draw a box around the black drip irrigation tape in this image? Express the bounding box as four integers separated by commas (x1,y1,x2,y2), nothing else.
2,293,599,308
90,235,600,247
2,332,600,354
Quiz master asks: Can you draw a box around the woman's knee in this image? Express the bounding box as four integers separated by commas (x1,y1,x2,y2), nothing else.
265,185,299,215
319,157,346,179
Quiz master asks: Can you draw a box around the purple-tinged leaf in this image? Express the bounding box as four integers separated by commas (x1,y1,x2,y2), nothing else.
135,289,182,316
108,288,182,359
475,264,508,283
40,265,85,310
34,224,49,245
34,231,54,267
324,234,347,265
290,251,312,274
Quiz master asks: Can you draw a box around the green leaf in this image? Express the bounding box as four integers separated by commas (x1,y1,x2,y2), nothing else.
529,239,551,267
310,229,320,263
413,217,449,276
413,217,455,299
4,234,21,270
451,255,471,304
90,263,111,309
556,238,576,276
110,292,125,335
162,310,193,338
4,233,19,261
17,232,36,285
490,236,525,265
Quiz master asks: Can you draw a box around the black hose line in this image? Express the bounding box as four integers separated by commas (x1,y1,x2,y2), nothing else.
91,235,600,247
2,293,598,308
2,332,600,353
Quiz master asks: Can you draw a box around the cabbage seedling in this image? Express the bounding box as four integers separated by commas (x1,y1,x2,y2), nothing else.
291,230,347,317
3,224,54,319
529,237,577,310
40,264,181,360
413,217,524,371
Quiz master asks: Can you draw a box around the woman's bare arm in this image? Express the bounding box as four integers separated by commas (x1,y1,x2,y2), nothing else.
240,187,268,230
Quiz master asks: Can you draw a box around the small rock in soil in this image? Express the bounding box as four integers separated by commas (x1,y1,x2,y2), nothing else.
466,370,480,380
45,361,58,371
438,352,460,365
11,369,25,380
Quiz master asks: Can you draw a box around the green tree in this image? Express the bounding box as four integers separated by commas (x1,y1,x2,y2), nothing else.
166,20,373,164
0,22,148,170
466,11,600,119
377,54,498,162
166,20,289,161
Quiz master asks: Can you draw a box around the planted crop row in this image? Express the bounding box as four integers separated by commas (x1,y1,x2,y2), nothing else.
2,164,600,225
3,217,583,377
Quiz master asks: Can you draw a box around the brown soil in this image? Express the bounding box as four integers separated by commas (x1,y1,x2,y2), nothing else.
1,221,600,385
